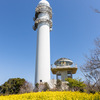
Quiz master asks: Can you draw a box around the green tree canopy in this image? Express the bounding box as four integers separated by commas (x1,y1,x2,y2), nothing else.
65,78,86,91
0,78,25,94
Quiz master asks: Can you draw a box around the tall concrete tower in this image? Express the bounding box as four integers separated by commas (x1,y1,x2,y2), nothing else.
33,0,52,84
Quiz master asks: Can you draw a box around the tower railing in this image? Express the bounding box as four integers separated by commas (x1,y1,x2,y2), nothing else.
51,64,77,68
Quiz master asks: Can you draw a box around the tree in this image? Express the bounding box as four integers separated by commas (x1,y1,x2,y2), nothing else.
19,81,33,93
65,78,86,91
35,83,39,88
56,79,62,90
0,78,25,94
43,82,50,91
81,37,100,92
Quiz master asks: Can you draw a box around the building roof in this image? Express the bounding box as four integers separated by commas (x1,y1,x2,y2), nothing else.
39,0,50,7
54,58,73,65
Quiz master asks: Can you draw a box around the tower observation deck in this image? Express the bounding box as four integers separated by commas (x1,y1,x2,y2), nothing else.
51,58,77,81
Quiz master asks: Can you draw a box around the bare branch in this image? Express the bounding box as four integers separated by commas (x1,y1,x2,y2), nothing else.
81,37,100,92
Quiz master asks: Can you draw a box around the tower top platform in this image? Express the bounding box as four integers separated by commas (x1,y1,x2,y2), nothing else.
39,0,50,7
33,0,52,31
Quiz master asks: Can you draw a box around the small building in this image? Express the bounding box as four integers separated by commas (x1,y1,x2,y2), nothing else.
51,58,77,81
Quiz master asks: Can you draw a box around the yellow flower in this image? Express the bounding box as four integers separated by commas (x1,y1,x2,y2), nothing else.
0,91,100,100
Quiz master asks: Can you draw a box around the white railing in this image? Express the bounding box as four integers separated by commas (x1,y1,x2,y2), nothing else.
51,64,77,68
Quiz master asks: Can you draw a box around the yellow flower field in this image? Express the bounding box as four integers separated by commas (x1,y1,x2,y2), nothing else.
0,91,100,100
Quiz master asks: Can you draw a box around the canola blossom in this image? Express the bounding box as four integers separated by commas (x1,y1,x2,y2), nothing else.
0,91,100,100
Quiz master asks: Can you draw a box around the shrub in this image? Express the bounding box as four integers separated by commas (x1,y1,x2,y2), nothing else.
65,78,86,91
35,83,39,88
0,78,33,95
56,79,62,90
43,82,50,91
19,81,33,93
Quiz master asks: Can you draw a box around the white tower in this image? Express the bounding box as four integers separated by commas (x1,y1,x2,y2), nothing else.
33,0,52,84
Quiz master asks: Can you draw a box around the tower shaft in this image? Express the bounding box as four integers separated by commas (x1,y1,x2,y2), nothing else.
36,22,50,83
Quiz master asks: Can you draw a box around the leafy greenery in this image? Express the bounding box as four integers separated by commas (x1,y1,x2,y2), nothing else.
19,81,33,93
56,79,62,90
65,78,86,91
0,78,25,94
43,82,50,91
35,83,39,88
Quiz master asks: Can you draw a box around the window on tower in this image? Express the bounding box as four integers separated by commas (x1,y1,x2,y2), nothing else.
61,61,64,65
64,61,66,65
67,71,72,78
57,74,61,80
40,80,42,82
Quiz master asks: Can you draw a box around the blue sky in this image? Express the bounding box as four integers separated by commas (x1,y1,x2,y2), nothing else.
0,0,100,86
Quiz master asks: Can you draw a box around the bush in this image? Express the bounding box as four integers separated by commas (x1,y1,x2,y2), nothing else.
43,82,50,91
0,78,33,95
79,88,84,92
19,81,33,93
88,89,96,94
65,78,86,91
56,79,62,90
35,83,39,88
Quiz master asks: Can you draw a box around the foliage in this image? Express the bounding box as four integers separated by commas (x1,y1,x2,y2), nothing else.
65,78,86,91
35,83,39,88
0,78,25,94
81,37,100,92
19,81,33,93
34,82,50,92
56,79,62,90
43,82,50,91
0,91,100,100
